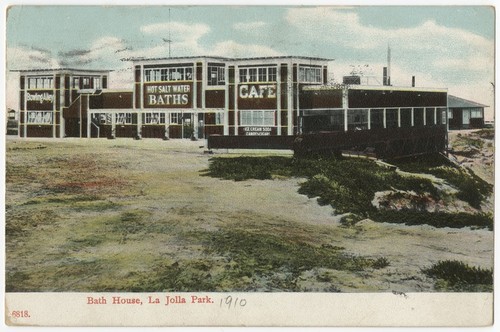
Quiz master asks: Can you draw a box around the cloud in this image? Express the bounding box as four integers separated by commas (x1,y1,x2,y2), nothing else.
207,40,282,58
285,7,494,109
233,21,268,31
141,21,210,43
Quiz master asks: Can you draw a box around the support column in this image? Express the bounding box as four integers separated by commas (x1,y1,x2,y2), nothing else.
137,112,142,138
383,108,387,128
87,110,91,138
193,112,199,139
434,107,437,125
411,108,414,126
165,113,170,139
342,86,348,132
224,65,229,135
423,108,427,126
367,108,371,130
397,108,401,127
344,109,348,131
234,65,239,136
287,61,293,135
111,111,116,138
277,65,281,136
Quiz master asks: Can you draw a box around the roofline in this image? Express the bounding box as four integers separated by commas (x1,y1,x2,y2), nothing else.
448,94,489,108
125,55,333,63
10,68,112,73
303,84,447,93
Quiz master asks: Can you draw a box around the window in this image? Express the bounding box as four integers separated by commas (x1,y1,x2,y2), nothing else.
299,66,322,83
448,110,453,119
208,66,225,86
145,113,166,124
215,113,224,125
93,78,101,89
27,76,54,89
240,110,275,126
73,77,80,89
347,109,368,130
239,67,277,83
470,108,483,118
170,113,181,124
27,111,53,124
144,67,193,82
425,108,435,126
115,113,132,124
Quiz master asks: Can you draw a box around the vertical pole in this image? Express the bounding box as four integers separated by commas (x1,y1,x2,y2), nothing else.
224,64,229,135
397,108,401,127
342,86,348,132
234,65,239,136
383,108,387,128
367,108,371,130
411,108,414,127
277,66,281,136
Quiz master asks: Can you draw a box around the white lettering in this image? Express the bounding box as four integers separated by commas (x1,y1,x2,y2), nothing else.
239,85,276,99
26,92,54,104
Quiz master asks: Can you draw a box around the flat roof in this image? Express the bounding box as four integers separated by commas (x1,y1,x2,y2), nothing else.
125,55,332,62
303,84,447,93
448,95,488,108
11,68,112,74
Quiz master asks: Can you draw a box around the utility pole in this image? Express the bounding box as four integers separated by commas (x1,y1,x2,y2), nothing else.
162,8,172,58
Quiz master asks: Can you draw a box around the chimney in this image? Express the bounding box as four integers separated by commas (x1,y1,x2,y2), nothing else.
412,76,415,87
383,67,388,86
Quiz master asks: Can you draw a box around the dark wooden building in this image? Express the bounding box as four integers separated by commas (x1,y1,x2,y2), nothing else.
16,68,109,138
448,95,487,130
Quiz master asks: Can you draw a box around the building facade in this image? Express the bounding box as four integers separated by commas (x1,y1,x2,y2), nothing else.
14,56,454,140
124,56,329,139
17,69,109,138
448,95,487,130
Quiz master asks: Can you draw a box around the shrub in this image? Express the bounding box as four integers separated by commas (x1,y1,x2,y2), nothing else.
423,260,493,292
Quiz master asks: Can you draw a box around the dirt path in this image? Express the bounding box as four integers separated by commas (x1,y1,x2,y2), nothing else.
5,137,493,292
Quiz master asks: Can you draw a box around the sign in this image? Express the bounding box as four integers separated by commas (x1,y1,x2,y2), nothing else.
243,127,272,136
144,83,192,108
239,84,276,99
26,92,54,104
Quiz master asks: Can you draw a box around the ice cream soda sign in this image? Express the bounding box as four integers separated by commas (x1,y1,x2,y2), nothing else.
144,83,192,108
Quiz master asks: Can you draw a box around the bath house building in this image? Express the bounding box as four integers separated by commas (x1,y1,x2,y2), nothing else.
14,56,450,141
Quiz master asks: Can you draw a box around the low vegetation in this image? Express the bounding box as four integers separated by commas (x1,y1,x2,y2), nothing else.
423,260,493,292
205,154,493,230
389,153,492,209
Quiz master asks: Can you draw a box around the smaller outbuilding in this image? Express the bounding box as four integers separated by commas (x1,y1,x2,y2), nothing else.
448,95,488,130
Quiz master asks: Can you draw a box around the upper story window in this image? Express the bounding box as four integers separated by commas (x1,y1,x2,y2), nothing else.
208,66,225,86
144,67,193,82
72,76,100,89
299,66,322,83
27,76,54,89
239,67,277,83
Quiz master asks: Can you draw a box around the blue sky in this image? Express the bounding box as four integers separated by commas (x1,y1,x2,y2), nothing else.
5,5,495,118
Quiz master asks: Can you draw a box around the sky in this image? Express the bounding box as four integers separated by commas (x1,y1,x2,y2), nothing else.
4,4,496,119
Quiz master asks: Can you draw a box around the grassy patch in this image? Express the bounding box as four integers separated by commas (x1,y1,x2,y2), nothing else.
390,154,492,209
202,156,292,181
205,154,492,230
371,210,493,230
5,209,60,237
204,229,386,291
423,260,493,292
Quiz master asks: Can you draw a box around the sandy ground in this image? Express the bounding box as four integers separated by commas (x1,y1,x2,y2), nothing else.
4,135,494,292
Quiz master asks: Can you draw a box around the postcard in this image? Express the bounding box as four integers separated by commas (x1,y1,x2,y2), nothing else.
3,2,495,327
